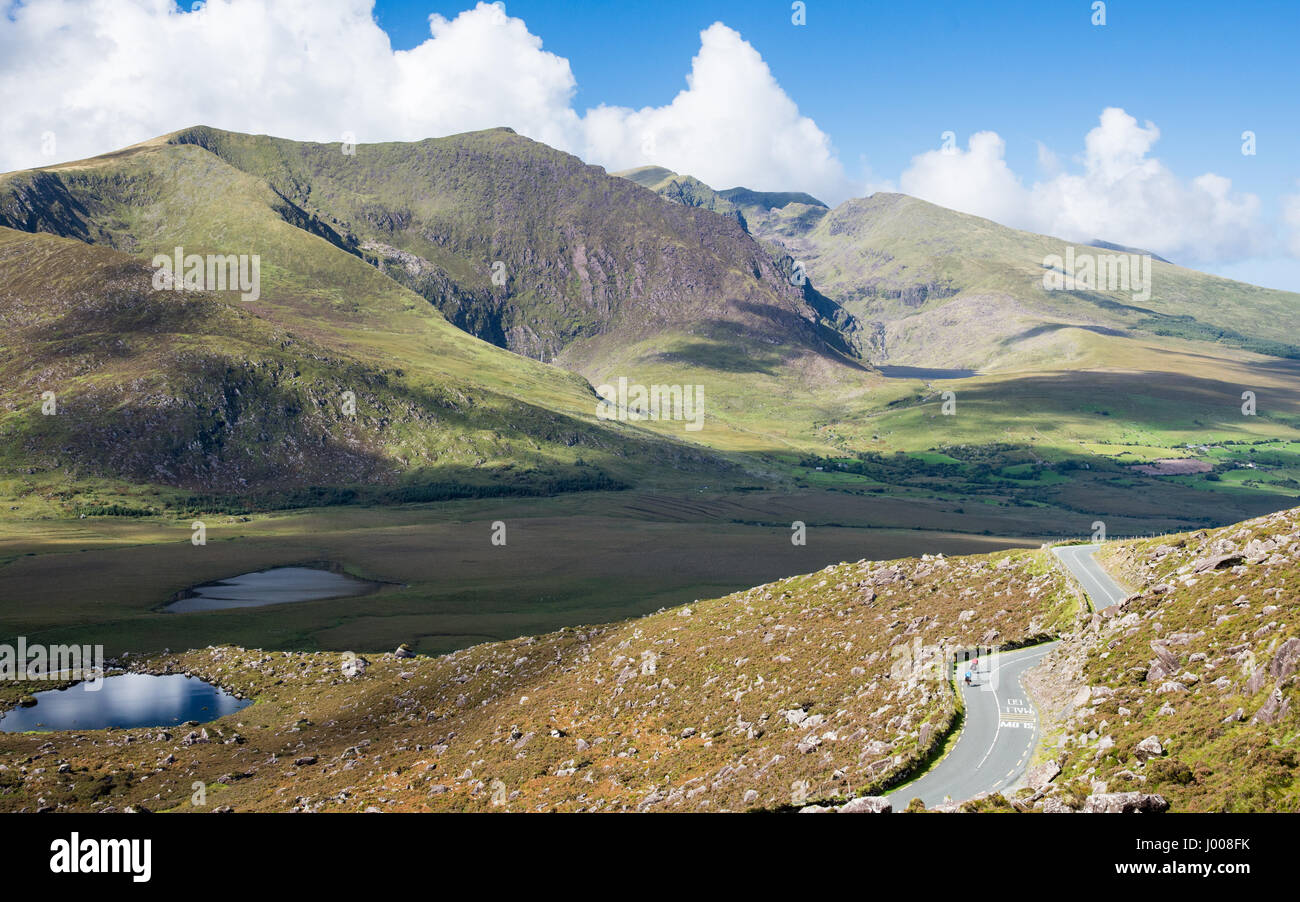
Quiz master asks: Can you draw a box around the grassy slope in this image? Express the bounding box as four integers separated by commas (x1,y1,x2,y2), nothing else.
1,127,878,463
0,545,1076,812
765,192,1300,369
0,141,745,508
161,127,854,380
1033,508,1300,811
601,170,1300,516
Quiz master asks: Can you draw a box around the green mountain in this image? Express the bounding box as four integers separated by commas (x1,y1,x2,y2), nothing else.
0,132,760,509
610,166,1300,517
4,127,1300,522
612,164,827,233
0,127,875,469
751,191,1300,372
149,127,852,380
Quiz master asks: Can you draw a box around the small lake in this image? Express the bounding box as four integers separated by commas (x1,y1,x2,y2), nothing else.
877,365,978,380
165,565,379,613
0,673,250,732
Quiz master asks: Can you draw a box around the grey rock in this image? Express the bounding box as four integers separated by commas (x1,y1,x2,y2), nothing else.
838,796,892,814
1251,688,1290,726
1026,760,1061,791
1133,736,1164,761
1192,554,1243,573
1081,792,1169,813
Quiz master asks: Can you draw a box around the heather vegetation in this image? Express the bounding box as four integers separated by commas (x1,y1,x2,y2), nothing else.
0,546,1076,812
1027,507,1300,811
2,127,1299,817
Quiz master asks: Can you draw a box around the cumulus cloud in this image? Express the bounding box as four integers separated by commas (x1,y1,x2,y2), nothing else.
898,107,1270,265
0,0,849,201
900,131,1030,229
581,23,850,200
1283,183,1300,258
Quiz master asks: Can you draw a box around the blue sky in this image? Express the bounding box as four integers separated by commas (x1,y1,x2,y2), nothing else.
2,0,1297,288
372,0,1300,289
372,0,1296,200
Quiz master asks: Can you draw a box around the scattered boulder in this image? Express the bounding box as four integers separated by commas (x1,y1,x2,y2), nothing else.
1251,688,1291,726
1268,638,1300,684
1133,736,1164,762
1026,760,1061,791
1081,792,1169,813
839,796,892,814
871,567,902,585
796,734,822,754
1192,553,1243,573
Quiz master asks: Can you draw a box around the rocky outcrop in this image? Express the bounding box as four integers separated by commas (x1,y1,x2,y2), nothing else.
1026,760,1061,791
800,796,892,813
838,796,892,814
1133,736,1164,761
1081,792,1169,813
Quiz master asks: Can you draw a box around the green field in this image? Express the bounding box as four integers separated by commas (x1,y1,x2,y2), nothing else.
0,489,1049,657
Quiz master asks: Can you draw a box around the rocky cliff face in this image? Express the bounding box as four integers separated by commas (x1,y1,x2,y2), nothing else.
161,126,851,376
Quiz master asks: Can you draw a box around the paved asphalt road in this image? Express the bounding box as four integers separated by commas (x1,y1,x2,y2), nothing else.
884,642,1057,808
882,544,1129,807
1052,543,1130,610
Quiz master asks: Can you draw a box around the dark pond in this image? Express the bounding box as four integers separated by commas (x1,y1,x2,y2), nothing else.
0,673,250,732
877,366,978,380
165,565,379,613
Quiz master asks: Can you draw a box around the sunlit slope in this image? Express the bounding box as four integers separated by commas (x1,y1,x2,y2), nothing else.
0,224,723,505
1031,507,1300,811
760,192,1300,371
0,127,880,456
157,126,858,387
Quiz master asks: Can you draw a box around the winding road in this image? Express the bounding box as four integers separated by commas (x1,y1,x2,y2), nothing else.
884,642,1056,807
882,544,1128,807
1052,543,1129,610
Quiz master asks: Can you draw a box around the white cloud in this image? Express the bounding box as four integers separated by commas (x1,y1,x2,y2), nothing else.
0,1,849,201
581,22,850,201
3,4,1288,270
898,107,1270,265
899,131,1030,229
1283,182,1300,258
